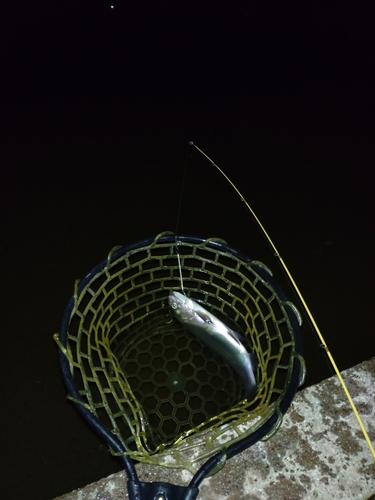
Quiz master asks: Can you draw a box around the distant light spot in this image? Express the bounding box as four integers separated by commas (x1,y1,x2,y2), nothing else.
110,5,115,8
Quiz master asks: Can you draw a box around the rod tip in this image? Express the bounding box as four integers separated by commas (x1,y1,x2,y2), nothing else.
188,141,194,146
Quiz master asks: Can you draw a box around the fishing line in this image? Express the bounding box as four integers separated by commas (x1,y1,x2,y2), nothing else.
174,144,191,294
189,141,375,460
175,246,184,292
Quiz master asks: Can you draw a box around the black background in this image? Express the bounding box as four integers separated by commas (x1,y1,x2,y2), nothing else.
1,2,374,499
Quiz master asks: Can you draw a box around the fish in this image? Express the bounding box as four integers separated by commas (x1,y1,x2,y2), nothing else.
168,291,258,400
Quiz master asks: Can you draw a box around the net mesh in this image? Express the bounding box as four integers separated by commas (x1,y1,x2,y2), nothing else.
55,232,305,472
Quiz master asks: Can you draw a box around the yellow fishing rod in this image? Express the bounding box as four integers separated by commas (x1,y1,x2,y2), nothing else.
189,141,375,460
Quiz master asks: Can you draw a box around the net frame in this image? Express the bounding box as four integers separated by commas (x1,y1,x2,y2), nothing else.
55,232,305,473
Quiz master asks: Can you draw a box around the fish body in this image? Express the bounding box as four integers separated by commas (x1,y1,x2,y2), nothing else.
168,291,258,400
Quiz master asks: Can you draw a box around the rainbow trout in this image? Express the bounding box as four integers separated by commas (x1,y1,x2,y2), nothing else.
169,291,258,400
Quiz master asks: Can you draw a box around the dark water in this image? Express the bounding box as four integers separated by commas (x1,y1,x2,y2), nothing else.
1,3,375,499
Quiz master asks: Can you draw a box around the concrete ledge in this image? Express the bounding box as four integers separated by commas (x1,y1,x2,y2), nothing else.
54,358,375,500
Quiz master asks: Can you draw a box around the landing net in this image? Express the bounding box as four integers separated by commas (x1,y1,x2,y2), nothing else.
55,232,305,473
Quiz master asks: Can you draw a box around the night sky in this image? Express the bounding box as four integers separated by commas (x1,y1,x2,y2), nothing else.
1,2,375,499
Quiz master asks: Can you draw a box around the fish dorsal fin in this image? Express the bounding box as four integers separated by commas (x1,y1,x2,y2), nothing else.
229,329,245,341
247,351,258,372
221,328,246,347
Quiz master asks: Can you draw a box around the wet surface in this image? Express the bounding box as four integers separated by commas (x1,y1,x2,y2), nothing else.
1,3,375,499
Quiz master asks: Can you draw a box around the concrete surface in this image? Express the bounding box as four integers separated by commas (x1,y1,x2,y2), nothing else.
54,358,375,500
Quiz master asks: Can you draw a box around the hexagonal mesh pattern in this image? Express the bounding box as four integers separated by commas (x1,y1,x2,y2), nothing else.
56,232,305,471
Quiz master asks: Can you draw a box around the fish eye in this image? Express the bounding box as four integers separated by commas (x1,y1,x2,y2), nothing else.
171,302,178,309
